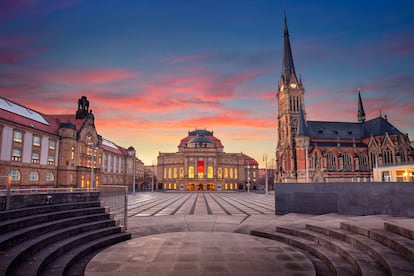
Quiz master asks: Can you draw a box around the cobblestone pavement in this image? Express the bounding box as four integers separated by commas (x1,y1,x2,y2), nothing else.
127,191,275,217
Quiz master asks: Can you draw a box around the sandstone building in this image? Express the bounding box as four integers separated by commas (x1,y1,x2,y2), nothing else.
0,96,144,190
157,129,258,191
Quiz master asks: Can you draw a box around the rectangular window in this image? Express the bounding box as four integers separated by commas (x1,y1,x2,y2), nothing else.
33,135,41,146
48,155,55,165
71,146,75,160
49,139,56,150
207,166,213,179
32,152,40,164
12,149,22,161
188,166,194,178
197,160,204,178
13,130,23,143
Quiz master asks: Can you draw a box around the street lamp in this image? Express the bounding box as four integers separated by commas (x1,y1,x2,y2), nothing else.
263,154,268,196
151,160,155,192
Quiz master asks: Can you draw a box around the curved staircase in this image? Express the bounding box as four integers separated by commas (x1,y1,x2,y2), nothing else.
0,193,131,276
251,214,414,275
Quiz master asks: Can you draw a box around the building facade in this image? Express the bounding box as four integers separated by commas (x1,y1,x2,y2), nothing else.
157,129,258,191
276,15,414,183
0,96,145,190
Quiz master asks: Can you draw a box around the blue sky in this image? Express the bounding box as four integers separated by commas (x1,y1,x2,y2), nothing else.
1,0,413,166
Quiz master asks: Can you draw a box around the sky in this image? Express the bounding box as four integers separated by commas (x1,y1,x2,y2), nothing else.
1,0,413,168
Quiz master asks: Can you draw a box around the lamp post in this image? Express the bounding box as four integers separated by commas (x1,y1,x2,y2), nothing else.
263,154,268,196
151,161,155,192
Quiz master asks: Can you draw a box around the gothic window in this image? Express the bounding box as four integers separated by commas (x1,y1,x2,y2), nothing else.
327,152,337,171
359,153,369,171
383,148,394,164
312,152,320,169
343,152,353,171
291,119,298,139
369,151,377,168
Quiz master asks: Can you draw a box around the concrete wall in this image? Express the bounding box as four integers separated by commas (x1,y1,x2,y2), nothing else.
275,182,414,217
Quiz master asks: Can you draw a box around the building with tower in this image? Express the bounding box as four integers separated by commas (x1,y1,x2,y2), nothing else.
157,129,258,191
0,96,145,190
276,15,414,183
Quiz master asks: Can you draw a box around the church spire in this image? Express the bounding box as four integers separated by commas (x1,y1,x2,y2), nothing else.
357,90,366,123
281,13,297,84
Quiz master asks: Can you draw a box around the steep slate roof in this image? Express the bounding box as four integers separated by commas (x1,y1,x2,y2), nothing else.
297,106,309,137
306,116,402,141
363,116,402,136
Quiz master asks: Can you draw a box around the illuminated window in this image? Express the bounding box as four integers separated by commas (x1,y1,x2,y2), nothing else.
207,166,213,178
33,135,41,146
46,171,54,182
9,170,20,181
224,168,228,179
32,152,40,164
29,171,39,181
174,183,177,189
234,168,238,179
218,168,222,179
48,155,55,165
229,168,233,179
224,183,228,190
173,167,178,178
81,175,85,188
48,139,56,150
71,146,75,160
164,168,167,178
12,149,22,161
188,166,194,178
230,183,233,189
13,130,23,143
179,167,184,178
197,160,204,178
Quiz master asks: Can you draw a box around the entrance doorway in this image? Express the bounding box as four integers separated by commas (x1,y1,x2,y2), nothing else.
197,184,204,191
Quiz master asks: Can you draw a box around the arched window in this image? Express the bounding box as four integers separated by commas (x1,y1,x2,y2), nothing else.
179,167,184,179
326,152,337,171
312,152,320,169
9,170,21,181
168,168,172,179
358,153,369,171
343,153,353,171
46,171,54,182
369,151,377,168
383,148,394,164
207,166,213,178
173,167,178,178
29,171,39,181
218,168,222,179
224,168,229,179
229,168,233,179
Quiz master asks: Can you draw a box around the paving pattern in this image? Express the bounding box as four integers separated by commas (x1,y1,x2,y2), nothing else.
127,192,275,217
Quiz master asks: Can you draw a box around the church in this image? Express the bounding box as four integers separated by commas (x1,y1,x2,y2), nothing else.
276,15,413,183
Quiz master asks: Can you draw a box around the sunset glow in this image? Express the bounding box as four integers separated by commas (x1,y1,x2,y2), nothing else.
1,0,413,167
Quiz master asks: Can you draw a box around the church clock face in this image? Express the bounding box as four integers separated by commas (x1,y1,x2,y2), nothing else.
290,83,297,89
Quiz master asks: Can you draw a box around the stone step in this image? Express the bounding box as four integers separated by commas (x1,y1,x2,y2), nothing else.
0,206,106,233
251,228,357,275
310,222,414,275
278,225,386,276
8,225,122,276
0,220,116,276
385,221,414,241
0,201,101,220
40,232,131,276
0,212,110,250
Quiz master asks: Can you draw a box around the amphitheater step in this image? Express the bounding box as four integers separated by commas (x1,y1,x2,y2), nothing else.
251,227,357,275
0,205,106,233
0,212,110,250
384,220,414,241
40,232,131,276
8,225,124,276
276,225,385,276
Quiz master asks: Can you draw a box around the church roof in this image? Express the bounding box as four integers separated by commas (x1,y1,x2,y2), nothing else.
305,116,402,141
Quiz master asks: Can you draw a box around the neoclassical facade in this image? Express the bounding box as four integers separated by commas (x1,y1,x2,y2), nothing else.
276,15,414,183
157,129,258,191
0,96,145,190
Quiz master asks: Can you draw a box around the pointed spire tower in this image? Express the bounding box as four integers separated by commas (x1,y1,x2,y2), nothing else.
276,12,305,183
281,12,298,85
357,89,366,123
